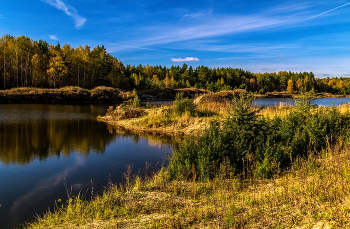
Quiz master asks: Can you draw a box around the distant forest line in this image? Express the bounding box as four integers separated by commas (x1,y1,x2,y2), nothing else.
0,34,349,94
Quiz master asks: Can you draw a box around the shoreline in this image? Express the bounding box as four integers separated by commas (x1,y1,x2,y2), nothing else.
1,87,350,104
98,115,211,137
0,86,122,104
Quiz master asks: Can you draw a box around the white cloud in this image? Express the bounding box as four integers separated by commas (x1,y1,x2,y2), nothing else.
49,34,58,40
42,0,86,29
171,57,199,62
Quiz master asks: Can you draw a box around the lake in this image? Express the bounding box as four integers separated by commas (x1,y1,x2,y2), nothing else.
253,97,350,106
0,104,173,229
1,97,349,228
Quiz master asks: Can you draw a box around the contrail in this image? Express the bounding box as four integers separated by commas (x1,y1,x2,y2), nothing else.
302,2,350,22
120,45,169,52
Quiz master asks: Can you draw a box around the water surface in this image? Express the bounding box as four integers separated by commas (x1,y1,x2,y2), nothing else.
253,97,350,106
0,104,173,229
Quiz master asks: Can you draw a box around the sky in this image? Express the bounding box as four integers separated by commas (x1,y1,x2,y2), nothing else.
1,0,350,78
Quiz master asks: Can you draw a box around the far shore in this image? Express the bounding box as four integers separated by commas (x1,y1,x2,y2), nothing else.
1,86,350,104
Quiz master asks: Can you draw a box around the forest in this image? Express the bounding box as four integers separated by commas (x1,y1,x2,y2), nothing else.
1,34,350,94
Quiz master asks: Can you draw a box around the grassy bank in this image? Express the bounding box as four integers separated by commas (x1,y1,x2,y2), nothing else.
98,91,350,136
27,141,350,228
98,93,232,136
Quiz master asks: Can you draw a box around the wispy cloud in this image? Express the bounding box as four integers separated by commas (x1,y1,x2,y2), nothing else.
264,2,312,14
105,43,170,53
261,68,277,72
104,0,350,76
302,1,350,22
171,57,199,62
103,4,316,54
176,41,298,54
142,15,287,46
42,0,86,29
181,9,213,20
49,34,58,40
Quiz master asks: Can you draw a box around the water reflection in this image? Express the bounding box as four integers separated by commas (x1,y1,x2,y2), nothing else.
0,106,116,165
106,124,180,147
0,104,174,229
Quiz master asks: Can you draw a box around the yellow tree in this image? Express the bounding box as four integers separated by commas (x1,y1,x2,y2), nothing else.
170,76,176,88
31,54,42,86
132,73,139,86
47,50,68,89
287,79,294,93
295,78,304,92
164,72,170,88
152,74,159,86
220,77,225,85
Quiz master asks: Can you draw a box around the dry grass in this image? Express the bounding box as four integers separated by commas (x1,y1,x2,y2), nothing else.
27,140,350,228
258,103,294,118
194,93,232,116
337,103,350,114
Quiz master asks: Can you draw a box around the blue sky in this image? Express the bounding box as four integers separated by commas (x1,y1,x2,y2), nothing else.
1,0,350,77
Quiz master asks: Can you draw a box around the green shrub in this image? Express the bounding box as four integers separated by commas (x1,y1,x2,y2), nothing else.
168,92,350,181
133,94,140,108
173,92,196,116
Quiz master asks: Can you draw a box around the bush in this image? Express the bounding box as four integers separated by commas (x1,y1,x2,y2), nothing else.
168,92,350,181
239,84,247,90
169,93,262,180
133,94,140,108
173,92,196,116
258,88,265,94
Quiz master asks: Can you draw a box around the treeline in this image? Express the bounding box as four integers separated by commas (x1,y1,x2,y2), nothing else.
1,34,350,94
